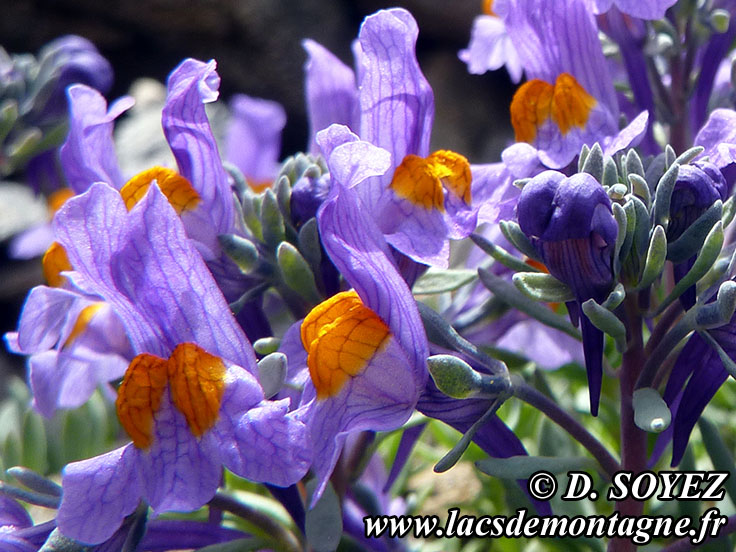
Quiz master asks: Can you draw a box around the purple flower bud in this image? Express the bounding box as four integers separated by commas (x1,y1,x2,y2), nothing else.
517,170,618,415
518,171,618,302
290,172,330,227
668,161,727,242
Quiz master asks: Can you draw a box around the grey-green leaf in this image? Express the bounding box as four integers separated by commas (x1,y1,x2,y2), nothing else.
306,481,343,552
476,455,597,480
633,388,671,433
276,242,321,304
413,268,477,295
512,272,575,303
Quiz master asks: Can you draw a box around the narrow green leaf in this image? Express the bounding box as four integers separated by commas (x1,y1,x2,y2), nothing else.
655,221,724,316
218,234,259,273
653,162,680,228
413,268,477,295
625,149,645,179
602,283,626,310
674,146,704,166
297,218,322,276
478,269,580,340
476,455,596,479
667,200,722,264
306,481,343,552
628,173,651,208
632,388,671,433
581,299,627,351
578,143,591,173
499,220,541,262
602,157,621,189
470,233,541,274
698,417,736,507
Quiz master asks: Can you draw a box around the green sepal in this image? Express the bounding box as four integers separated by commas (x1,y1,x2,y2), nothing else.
628,173,651,208
602,156,621,189
427,354,510,400
297,218,322,276
260,189,286,248
601,283,626,310
581,142,604,183
674,146,705,166
253,337,281,356
652,162,680,229
218,234,259,274
635,225,667,291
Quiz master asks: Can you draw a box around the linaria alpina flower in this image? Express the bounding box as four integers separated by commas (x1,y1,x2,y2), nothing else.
290,124,428,504
517,170,618,414
304,9,477,267
52,183,309,544
503,0,648,168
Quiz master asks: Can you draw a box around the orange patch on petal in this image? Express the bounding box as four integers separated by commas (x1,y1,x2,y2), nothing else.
42,241,72,287
120,166,200,214
510,73,596,143
482,0,496,16
248,179,272,193
167,343,226,438
116,354,169,449
301,290,390,400
47,188,75,214
64,302,105,348
390,150,472,211
551,73,597,135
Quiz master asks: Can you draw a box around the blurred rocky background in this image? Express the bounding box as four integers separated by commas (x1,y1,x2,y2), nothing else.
0,0,516,390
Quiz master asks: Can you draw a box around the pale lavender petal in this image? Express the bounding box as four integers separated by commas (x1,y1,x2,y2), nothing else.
277,321,310,409
58,444,142,544
601,110,649,156
137,392,221,514
163,58,234,238
223,399,311,486
504,0,617,116
695,108,736,168
303,39,359,152
473,162,519,224
358,8,434,210
15,286,82,353
459,15,523,82
56,348,128,409
306,337,417,505
54,183,256,371
496,319,584,368
8,223,55,260
315,124,391,188
59,85,133,193
225,94,286,183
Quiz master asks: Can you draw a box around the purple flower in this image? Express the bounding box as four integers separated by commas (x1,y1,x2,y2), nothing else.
668,162,727,309
304,9,478,267
661,321,734,466
289,124,428,505
224,93,286,191
517,170,618,414
50,183,309,544
502,0,648,168
32,35,113,122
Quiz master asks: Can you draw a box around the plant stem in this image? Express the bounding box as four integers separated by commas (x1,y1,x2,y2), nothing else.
512,376,620,478
210,492,302,552
660,513,736,551
609,295,648,552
